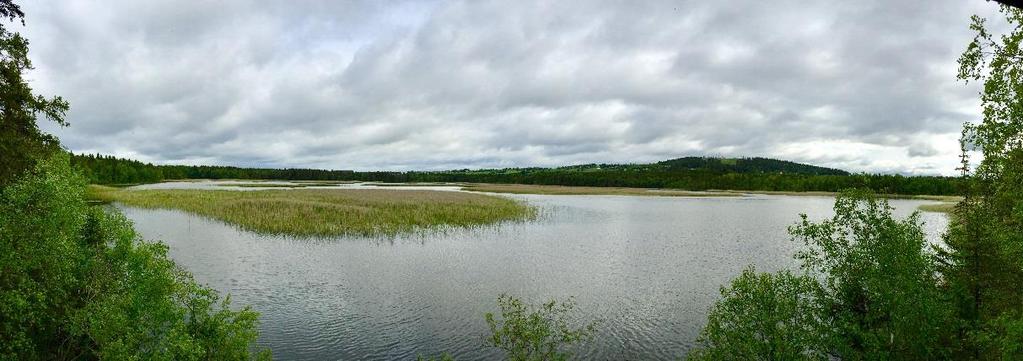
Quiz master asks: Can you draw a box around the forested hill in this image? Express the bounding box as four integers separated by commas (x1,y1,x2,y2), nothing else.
655,157,849,175
69,153,958,196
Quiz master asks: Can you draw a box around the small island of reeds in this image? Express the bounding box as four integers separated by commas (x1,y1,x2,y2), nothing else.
89,186,535,237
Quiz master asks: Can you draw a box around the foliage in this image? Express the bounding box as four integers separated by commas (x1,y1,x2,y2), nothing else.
90,186,535,237
0,153,269,360
0,0,69,187
690,191,955,360
688,267,828,361
0,153,88,358
938,3,1023,358
484,294,596,361
791,191,955,359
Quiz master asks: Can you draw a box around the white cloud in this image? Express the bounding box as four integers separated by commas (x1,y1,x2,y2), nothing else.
20,0,1002,175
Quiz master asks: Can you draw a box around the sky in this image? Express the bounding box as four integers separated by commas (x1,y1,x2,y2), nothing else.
19,0,1005,175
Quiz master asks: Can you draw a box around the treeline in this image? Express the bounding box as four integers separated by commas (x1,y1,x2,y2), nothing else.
71,153,958,196
405,169,956,195
71,153,166,184
71,153,360,183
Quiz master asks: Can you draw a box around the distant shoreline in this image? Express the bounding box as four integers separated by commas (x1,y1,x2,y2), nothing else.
92,180,960,214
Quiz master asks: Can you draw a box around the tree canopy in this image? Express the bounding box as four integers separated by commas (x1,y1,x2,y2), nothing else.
0,0,68,186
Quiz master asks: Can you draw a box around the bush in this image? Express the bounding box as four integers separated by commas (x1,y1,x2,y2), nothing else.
690,191,956,360
484,294,596,361
790,191,955,359
688,267,828,361
0,153,268,360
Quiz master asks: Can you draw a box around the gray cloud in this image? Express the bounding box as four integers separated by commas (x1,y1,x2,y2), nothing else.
20,0,1001,174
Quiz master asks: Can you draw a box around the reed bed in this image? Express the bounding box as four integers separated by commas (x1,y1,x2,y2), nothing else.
918,202,957,213
89,186,536,237
462,183,740,197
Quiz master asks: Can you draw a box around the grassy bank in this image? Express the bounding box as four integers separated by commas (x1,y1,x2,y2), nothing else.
89,185,535,237
462,183,741,197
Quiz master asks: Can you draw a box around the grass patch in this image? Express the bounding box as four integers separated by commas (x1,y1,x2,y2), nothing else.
918,202,957,213
462,183,741,197
89,186,536,237
86,185,118,202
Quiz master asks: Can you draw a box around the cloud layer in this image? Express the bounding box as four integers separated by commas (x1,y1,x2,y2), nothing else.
21,0,1001,174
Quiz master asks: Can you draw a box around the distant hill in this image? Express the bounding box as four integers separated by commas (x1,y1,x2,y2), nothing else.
654,157,849,176
544,157,848,176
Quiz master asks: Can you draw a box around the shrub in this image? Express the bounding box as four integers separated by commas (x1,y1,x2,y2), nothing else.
484,294,596,361
0,153,268,360
688,267,828,361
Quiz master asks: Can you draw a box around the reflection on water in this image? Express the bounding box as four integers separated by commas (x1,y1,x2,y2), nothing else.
118,186,948,360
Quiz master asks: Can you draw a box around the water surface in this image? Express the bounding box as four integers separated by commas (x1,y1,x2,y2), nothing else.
118,183,948,360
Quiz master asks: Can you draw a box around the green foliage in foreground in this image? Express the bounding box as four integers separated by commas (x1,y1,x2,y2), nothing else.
939,4,1023,358
0,154,269,360
690,192,954,360
484,295,596,361
688,268,827,361
415,295,595,361
792,192,954,359
90,186,535,237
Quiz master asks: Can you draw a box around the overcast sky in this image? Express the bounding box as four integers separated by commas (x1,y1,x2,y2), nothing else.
20,0,1003,174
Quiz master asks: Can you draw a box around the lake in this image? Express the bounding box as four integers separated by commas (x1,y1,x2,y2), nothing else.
118,182,948,360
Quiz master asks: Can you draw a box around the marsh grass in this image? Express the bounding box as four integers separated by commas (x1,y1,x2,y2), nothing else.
463,183,740,197
88,186,536,237
918,202,956,213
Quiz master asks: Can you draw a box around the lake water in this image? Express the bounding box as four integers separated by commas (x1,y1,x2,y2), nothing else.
118,182,949,360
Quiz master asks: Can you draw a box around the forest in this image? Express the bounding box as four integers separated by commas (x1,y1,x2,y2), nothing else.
71,153,958,196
